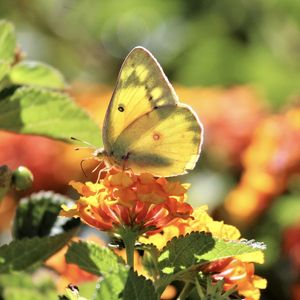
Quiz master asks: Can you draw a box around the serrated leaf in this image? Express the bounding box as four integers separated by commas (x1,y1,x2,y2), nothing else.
122,269,158,300
0,86,101,146
156,232,262,291
93,269,128,300
0,272,57,300
0,230,74,273
66,241,122,276
158,232,261,273
9,61,66,89
0,20,16,63
13,191,79,239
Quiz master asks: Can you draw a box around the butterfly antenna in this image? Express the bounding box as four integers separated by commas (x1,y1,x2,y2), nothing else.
71,136,97,149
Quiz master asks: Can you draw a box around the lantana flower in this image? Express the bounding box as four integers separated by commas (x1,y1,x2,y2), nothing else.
61,168,193,235
224,107,300,223
61,167,266,299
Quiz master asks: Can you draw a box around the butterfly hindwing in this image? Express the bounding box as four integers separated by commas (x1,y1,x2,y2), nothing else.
102,47,179,153
111,104,203,176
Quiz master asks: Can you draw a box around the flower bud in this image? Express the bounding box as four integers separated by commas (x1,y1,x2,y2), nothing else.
12,166,33,190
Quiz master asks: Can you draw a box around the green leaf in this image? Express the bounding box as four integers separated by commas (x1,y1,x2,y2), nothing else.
0,60,10,82
0,165,12,201
0,86,101,146
0,20,16,63
66,241,133,300
0,230,74,273
0,272,57,300
158,232,262,273
94,270,128,300
66,241,122,276
13,191,79,239
122,269,158,300
156,232,263,291
9,61,66,89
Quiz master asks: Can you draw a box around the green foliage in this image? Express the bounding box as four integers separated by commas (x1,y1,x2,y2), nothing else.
156,232,262,291
122,269,159,300
0,20,16,63
0,86,100,145
0,230,74,273
194,277,237,300
66,241,124,277
66,241,131,299
158,232,260,273
93,270,129,300
0,20,101,146
0,272,57,300
9,61,66,89
0,61,9,81
13,191,79,239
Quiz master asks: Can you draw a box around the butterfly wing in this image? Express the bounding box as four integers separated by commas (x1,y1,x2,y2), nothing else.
110,104,203,177
102,47,179,153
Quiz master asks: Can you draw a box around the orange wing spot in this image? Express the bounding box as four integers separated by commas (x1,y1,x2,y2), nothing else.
153,132,161,141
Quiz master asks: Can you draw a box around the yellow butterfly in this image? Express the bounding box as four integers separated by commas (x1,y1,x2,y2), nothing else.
95,46,203,177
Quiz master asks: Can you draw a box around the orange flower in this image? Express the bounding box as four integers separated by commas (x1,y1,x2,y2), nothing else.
202,258,267,300
224,107,300,223
61,168,193,235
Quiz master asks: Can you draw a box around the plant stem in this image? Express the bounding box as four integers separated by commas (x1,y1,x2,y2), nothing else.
118,227,139,269
177,282,193,300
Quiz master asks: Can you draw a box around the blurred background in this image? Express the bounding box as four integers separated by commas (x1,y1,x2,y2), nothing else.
1,1,300,299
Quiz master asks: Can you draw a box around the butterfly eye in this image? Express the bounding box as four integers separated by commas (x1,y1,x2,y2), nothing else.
118,105,125,112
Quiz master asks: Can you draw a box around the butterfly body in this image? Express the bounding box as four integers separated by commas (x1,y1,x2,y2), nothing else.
95,47,203,177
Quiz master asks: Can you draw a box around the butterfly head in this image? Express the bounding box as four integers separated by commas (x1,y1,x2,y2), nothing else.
93,147,114,168
93,147,106,160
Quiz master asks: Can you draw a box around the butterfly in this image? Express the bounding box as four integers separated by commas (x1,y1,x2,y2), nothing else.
94,46,203,177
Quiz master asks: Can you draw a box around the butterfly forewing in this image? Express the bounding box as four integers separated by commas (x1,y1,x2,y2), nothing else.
101,46,203,176
103,47,179,153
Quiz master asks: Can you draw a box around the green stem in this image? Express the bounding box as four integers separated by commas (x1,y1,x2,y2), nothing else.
177,282,193,300
118,227,139,269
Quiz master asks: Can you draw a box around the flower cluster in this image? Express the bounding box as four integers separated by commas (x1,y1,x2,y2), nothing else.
61,168,193,235
224,107,300,223
61,168,266,300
